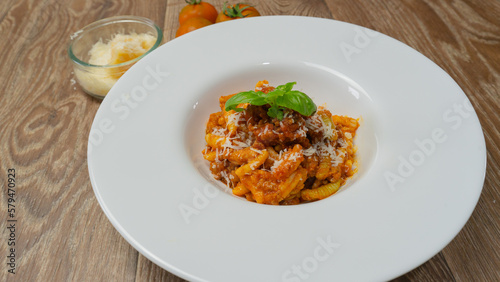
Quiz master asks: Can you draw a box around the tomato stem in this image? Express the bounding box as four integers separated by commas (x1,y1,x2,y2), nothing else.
222,2,254,18
185,0,202,5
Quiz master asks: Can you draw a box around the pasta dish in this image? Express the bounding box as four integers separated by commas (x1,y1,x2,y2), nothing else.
202,80,359,205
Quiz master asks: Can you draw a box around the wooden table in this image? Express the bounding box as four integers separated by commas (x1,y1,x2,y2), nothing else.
1,0,499,281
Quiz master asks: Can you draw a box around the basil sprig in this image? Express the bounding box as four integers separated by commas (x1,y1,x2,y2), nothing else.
224,82,317,120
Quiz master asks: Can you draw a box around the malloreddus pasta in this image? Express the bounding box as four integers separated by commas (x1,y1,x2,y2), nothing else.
202,80,359,205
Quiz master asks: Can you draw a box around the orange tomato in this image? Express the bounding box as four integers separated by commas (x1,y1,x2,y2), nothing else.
179,0,218,24
175,17,213,37
215,3,261,23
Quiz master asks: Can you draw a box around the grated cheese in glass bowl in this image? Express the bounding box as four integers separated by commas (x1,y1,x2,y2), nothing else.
68,16,163,99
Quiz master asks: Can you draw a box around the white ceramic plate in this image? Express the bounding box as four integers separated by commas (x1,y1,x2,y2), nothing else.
88,16,486,281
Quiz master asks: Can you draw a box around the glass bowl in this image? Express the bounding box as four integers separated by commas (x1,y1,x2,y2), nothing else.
68,16,163,99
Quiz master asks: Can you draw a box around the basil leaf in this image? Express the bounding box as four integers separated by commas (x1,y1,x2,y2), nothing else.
276,90,317,116
267,105,284,120
264,88,284,109
224,91,267,112
223,81,317,120
276,81,296,93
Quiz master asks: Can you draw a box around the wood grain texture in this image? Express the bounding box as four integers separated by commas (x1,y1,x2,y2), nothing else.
0,0,498,281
